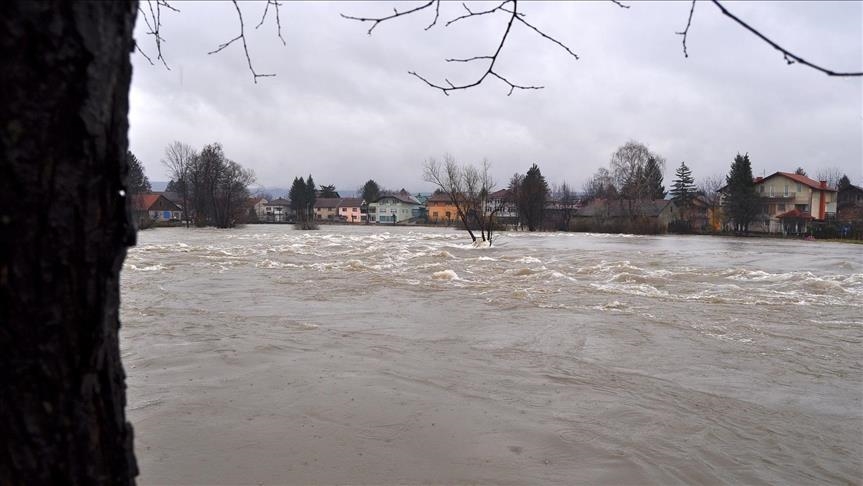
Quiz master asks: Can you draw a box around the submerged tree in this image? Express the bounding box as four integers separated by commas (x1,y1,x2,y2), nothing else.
423,155,501,244
723,153,760,232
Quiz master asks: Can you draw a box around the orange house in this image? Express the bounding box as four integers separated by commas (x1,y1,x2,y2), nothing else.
426,193,461,224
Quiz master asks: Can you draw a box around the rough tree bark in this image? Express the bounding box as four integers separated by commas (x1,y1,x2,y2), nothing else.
1,1,138,484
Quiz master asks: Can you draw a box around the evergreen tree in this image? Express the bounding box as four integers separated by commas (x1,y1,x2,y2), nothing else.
723,153,760,232
289,177,307,218
519,163,549,231
794,167,807,176
644,156,666,199
305,175,316,221
837,174,851,191
125,151,151,194
670,162,696,208
361,179,381,203
318,184,340,198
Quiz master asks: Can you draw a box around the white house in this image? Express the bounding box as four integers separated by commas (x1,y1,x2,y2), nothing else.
369,190,421,223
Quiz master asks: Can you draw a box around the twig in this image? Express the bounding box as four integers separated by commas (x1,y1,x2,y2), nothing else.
209,0,276,83
256,0,286,46
425,0,441,30
346,0,577,95
711,0,862,76
676,0,696,58
137,0,177,70
340,1,437,35
610,0,630,8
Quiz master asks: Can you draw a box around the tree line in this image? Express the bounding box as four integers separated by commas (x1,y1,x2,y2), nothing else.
162,141,255,228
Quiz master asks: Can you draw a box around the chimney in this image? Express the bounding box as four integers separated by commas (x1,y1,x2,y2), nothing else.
820,180,827,188
755,176,763,182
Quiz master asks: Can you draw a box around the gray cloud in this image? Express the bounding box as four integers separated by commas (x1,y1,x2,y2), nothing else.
129,1,863,194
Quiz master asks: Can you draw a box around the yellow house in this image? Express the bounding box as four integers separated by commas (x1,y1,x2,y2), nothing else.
426,192,461,224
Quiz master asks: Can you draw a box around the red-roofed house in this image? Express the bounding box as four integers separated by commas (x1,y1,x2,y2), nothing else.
131,193,183,228
753,172,837,233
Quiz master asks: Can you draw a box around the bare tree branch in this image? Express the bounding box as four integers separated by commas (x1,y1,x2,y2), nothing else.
256,0,286,46
209,0,276,83
514,15,579,60
347,0,577,95
710,0,862,76
610,0,631,9
425,0,441,30
137,0,178,70
676,0,696,58
340,1,437,35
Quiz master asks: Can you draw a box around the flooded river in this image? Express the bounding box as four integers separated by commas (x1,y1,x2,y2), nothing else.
121,225,862,484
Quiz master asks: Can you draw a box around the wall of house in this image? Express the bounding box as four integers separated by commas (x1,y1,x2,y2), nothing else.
338,206,364,223
427,201,459,223
370,198,416,223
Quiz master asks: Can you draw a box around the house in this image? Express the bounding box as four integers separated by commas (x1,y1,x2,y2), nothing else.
486,189,518,225
337,198,365,223
246,197,268,221
752,172,837,233
130,193,183,228
426,192,460,224
837,184,863,223
314,198,341,221
369,190,421,223
262,197,293,223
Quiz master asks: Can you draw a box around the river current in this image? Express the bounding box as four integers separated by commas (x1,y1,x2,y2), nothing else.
121,225,862,484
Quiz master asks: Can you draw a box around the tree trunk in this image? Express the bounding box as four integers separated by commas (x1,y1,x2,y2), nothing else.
1,1,138,484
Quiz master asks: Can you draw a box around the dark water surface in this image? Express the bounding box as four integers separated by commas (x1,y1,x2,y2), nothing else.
121,225,862,484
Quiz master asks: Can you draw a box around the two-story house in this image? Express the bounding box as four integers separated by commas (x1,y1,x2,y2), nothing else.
262,197,293,223
753,172,837,233
337,198,365,223
314,198,341,221
369,190,421,223
426,192,460,224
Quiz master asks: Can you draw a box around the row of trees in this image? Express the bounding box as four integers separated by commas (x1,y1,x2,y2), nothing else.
288,175,318,229
162,141,255,228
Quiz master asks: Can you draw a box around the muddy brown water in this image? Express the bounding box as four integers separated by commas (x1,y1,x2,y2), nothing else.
121,225,862,484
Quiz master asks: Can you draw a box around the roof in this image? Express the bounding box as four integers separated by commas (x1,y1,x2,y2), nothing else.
337,198,363,208
265,197,291,206
375,191,420,205
130,194,160,211
759,172,837,192
488,189,511,199
314,198,341,209
426,192,456,203
776,208,814,220
247,197,266,207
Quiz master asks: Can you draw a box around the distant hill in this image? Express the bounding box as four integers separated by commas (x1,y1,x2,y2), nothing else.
150,180,169,192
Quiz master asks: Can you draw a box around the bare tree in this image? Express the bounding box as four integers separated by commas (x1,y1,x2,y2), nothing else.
610,141,665,217
162,141,197,227
423,155,499,245
815,167,844,189
699,173,725,230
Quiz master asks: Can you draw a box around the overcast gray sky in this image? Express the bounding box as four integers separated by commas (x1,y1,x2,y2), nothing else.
129,1,862,193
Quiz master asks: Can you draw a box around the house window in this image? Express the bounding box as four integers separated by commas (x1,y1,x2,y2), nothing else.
759,185,764,193
433,211,438,218
796,183,802,192
784,185,788,196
